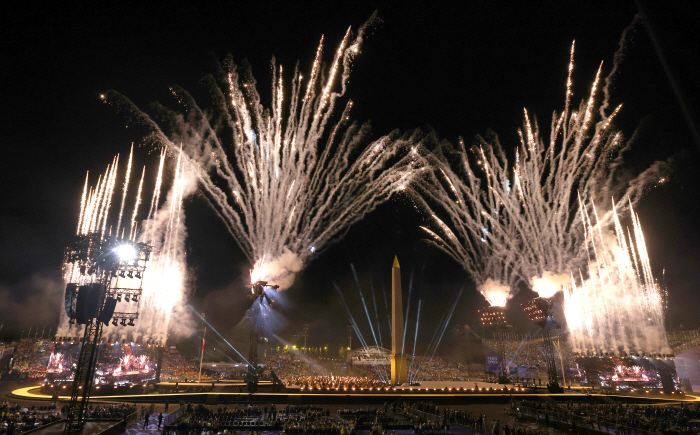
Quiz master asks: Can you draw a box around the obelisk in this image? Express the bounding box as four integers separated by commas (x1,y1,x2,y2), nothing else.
391,256,408,385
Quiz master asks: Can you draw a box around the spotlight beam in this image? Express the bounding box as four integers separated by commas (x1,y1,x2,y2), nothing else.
187,305,251,368
351,264,384,357
412,288,463,382
429,288,463,361
334,283,389,383
408,299,422,383
370,278,383,350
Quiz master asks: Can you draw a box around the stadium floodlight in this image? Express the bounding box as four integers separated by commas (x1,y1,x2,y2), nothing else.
114,244,137,262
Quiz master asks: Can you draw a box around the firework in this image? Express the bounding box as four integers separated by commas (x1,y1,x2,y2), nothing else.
564,200,669,355
411,41,667,304
102,16,425,289
57,149,192,343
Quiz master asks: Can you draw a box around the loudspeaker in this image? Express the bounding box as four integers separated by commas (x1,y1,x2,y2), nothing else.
98,297,117,325
64,284,77,319
75,285,91,324
86,283,102,319
75,283,104,324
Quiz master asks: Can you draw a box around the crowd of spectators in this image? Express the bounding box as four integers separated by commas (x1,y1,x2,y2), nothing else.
280,406,344,434
263,353,328,379
161,347,214,383
3,340,53,380
287,375,388,390
201,367,246,381
395,400,463,434
1,402,62,434
407,357,471,382
350,355,475,384
1,402,134,435
395,399,542,435
337,406,395,426
167,404,356,435
82,404,136,420
0,400,138,435
512,399,700,435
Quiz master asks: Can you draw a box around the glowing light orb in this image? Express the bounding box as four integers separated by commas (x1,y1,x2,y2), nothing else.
115,244,137,262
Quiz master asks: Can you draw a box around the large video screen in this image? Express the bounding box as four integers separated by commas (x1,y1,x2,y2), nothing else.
575,356,678,390
45,341,160,386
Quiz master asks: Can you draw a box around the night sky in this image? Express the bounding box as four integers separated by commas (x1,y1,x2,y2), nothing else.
2,1,700,360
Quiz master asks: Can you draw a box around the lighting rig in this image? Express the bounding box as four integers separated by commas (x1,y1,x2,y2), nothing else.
523,297,563,393
244,280,277,393
62,234,151,433
478,306,511,383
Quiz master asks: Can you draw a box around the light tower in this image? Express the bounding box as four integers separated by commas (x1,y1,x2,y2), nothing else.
62,234,151,433
523,297,563,393
390,256,407,385
478,306,510,383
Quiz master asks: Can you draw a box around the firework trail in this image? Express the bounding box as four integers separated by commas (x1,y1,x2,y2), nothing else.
564,200,669,354
57,149,194,343
411,41,667,304
101,15,426,289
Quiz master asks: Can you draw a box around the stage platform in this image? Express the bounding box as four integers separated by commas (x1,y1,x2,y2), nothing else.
10,384,699,406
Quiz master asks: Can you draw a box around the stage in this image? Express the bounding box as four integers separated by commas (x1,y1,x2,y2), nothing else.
9,382,699,406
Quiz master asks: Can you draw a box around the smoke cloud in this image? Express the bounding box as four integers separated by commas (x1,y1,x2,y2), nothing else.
250,249,303,290
0,271,63,336
477,278,512,307
531,271,569,298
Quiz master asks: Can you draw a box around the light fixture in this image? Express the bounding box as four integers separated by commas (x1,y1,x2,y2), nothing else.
135,271,142,279
116,294,122,302
131,295,138,303
114,244,137,262
120,319,127,327
119,270,126,278
127,270,134,279
127,319,135,326
69,318,75,325
112,319,118,326
124,294,130,303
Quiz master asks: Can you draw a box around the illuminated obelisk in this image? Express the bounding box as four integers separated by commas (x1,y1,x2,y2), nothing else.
391,256,407,385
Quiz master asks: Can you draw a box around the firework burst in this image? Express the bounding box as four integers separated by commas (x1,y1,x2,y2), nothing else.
102,15,426,289
411,41,667,305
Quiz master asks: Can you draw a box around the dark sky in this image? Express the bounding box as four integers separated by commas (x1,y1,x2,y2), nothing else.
2,1,700,359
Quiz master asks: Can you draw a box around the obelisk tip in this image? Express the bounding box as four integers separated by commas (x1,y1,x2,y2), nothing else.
393,256,400,268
